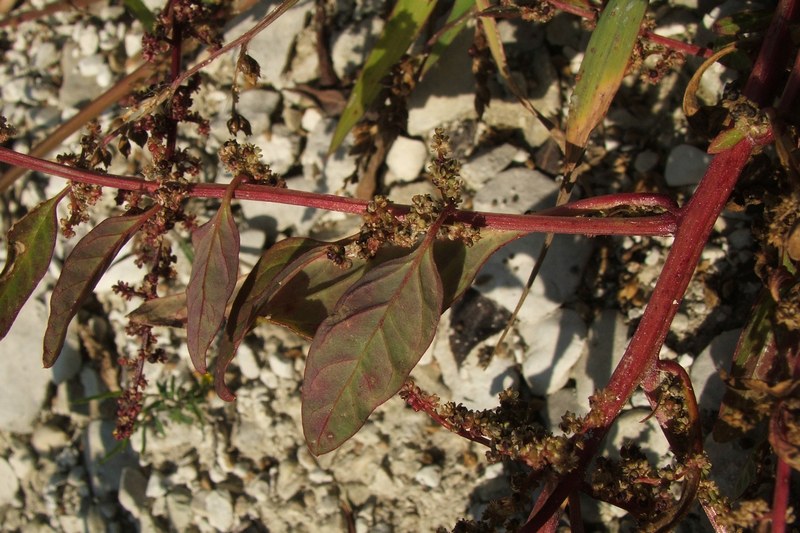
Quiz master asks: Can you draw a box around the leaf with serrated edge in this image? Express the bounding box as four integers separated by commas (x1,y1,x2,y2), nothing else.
215,238,325,400
0,189,68,339
303,239,443,455
43,208,155,367
329,0,438,153
565,0,648,165
186,203,240,374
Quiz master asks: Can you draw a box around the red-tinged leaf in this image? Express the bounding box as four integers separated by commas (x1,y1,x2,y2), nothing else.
265,256,368,339
215,238,325,400
263,245,412,339
43,208,155,367
127,275,248,328
714,290,780,441
303,239,443,455
0,188,68,339
186,203,240,374
435,229,525,308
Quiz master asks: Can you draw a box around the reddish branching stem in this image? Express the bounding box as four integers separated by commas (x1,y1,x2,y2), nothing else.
0,146,678,237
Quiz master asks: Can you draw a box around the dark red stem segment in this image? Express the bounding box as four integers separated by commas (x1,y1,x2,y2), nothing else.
165,14,183,159
771,459,791,533
744,0,800,106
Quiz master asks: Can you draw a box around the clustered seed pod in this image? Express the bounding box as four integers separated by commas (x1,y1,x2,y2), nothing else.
227,112,252,136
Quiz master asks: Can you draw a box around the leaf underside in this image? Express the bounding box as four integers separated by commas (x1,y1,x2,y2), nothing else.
43,208,154,367
186,202,240,374
302,239,443,455
0,189,67,339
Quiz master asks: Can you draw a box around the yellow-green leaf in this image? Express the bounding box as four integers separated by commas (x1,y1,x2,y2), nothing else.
565,0,648,165
329,0,439,153
421,0,475,78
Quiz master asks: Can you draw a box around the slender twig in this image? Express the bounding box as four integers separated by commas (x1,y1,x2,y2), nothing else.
0,62,158,193
165,12,183,160
0,0,103,28
771,458,791,533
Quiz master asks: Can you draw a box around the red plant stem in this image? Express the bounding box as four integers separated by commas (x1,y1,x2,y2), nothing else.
743,0,800,105
522,134,772,532
643,31,713,59
537,192,679,216
778,49,800,115
165,16,184,160
0,146,678,236
771,458,791,533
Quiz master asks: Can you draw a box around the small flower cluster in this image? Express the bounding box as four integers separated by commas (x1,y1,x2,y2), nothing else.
218,140,282,186
55,121,108,237
142,0,225,63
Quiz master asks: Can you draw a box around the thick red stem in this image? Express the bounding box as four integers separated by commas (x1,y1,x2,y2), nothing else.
744,0,800,106
522,134,770,532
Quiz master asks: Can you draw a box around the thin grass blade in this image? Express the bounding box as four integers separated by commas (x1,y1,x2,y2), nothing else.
329,0,439,153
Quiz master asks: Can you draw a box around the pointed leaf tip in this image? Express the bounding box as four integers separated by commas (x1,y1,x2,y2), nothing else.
302,241,443,455
44,208,154,367
0,190,67,340
186,203,240,374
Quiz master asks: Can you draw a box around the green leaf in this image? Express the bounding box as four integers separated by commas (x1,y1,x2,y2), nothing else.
421,0,475,78
708,127,746,154
0,189,67,339
186,202,240,374
123,0,156,32
303,238,443,455
43,208,155,367
329,0,439,153
214,238,325,400
565,0,648,166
